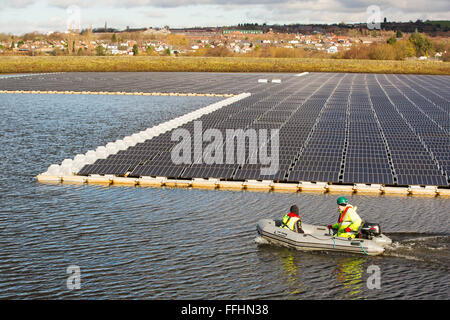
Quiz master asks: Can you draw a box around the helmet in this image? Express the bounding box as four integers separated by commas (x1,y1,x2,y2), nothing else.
337,196,348,205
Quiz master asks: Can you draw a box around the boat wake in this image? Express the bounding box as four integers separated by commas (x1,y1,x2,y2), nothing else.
254,236,270,245
384,233,450,269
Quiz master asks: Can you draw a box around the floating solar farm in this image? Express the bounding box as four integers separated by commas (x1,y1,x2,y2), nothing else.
3,72,448,192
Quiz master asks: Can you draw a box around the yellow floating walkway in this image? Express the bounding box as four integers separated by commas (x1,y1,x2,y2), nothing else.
35,174,449,197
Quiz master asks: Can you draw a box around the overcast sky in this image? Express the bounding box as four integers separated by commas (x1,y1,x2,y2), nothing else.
0,0,449,35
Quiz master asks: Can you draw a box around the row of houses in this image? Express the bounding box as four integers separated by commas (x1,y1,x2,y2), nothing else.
0,29,384,56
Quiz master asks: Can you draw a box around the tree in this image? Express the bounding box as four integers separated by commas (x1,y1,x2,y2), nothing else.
443,51,450,62
95,45,105,56
396,30,403,38
392,40,415,60
145,46,155,55
368,43,396,60
204,46,233,57
387,36,396,45
111,33,117,43
409,31,433,56
132,44,138,55
166,34,187,47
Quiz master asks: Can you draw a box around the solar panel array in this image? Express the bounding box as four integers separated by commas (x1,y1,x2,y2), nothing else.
0,72,285,95
74,73,450,187
2,71,447,187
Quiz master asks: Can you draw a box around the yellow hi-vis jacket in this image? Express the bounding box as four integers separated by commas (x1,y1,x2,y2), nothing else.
332,205,362,238
281,213,302,233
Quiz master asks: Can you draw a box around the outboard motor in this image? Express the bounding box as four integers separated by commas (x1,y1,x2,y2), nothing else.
360,222,381,240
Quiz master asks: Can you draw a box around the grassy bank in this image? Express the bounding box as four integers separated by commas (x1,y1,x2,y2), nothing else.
0,56,449,75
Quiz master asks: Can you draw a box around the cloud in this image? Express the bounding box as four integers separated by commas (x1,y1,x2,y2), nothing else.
46,0,212,9
146,10,166,18
0,16,66,35
242,0,450,24
0,0,35,8
42,0,450,20
1,0,449,33
2,0,448,13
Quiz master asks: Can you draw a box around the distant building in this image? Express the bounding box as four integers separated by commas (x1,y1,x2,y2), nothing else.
143,27,171,35
222,29,263,34
111,49,127,55
327,46,338,53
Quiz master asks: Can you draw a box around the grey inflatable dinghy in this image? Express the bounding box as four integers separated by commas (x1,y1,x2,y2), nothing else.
256,219,392,256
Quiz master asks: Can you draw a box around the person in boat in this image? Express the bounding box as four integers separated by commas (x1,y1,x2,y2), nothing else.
328,196,362,238
281,205,304,233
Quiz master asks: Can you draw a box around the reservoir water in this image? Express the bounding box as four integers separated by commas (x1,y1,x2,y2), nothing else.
0,93,448,299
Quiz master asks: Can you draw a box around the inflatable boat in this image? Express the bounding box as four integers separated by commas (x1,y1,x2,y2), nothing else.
256,219,392,256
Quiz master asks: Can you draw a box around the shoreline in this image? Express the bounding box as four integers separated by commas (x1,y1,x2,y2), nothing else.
1,56,449,75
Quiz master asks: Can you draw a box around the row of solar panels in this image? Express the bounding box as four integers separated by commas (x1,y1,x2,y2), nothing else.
78,73,449,186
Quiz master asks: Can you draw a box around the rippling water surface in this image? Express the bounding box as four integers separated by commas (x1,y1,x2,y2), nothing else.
0,93,449,299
